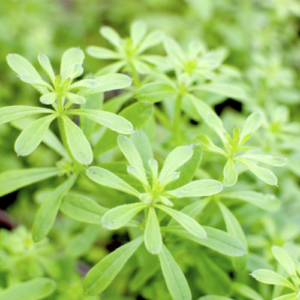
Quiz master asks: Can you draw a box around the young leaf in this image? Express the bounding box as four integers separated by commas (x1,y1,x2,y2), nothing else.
144,207,162,254
0,278,56,300
65,92,86,104
15,115,56,156
83,236,143,295
40,92,57,105
241,154,287,167
67,79,98,90
199,296,233,300
19,74,53,90
158,146,193,184
232,282,264,300
165,179,223,198
195,135,227,156
67,109,134,134
86,46,121,59
273,294,298,300
251,269,296,290
0,106,54,125
102,203,147,229
38,53,55,83
137,30,163,54
61,193,108,224
236,157,278,186
0,167,61,197
195,83,246,99
272,246,296,276
118,135,148,185
60,47,85,81
239,112,263,141
67,63,83,80
62,116,93,165
223,159,237,187
32,175,77,242
131,20,147,48
156,205,206,239
100,26,122,49
87,166,140,196
158,244,192,300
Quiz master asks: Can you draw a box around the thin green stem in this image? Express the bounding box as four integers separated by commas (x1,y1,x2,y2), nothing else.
173,93,183,146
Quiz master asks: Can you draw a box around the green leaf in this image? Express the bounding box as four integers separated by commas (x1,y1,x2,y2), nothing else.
240,112,263,141
6,53,48,94
273,294,298,300
40,92,57,105
100,26,122,49
198,296,233,300
60,47,85,81
103,92,134,113
162,226,246,257
86,166,140,197
158,244,192,300
86,46,120,59
137,82,177,103
232,282,264,300
67,63,83,80
67,79,98,90
0,278,56,300
165,179,223,198
241,154,287,167
195,83,246,99
131,20,147,48
61,193,107,224
32,175,77,242
156,205,206,238
0,106,54,125
93,101,154,157
19,74,53,90
65,92,86,104
0,167,61,197
38,53,55,83
137,30,163,54
145,207,162,254
80,74,132,97
67,109,133,134
118,135,148,185
195,135,227,156
15,115,56,156
272,246,296,276
251,269,296,290
158,146,193,184
220,191,280,211
163,37,185,65
236,157,278,186
223,159,237,187
83,236,143,295
62,116,93,165
102,203,146,229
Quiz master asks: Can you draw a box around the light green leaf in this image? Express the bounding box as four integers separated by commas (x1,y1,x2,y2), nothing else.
38,53,55,83
61,193,107,224
131,20,147,48
163,37,185,65
40,92,57,105
6,53,48,94
80,74,132,97
251,269,296,290
102,203,146,229
19,74,53,90
15,115,56,156
145,207,162,254
137,82,177,103
65,92,86,104
223,159,237,187
0,106,54,125
67,64,83,80
83,236,143,295
0,167,61,197
240,112,263,141
0,278,56,300
236,157,278,186
158,146,193,184
62,116,93,165
100,26,122,49
272,246,296,276
118,135,148,185
195,135,227,156
60,47,85,81
137,30,163,54
273,293,297,300
132,59,151,74
241,154,287,167
158,244,192,300
198,296,233,300
156,205,206,238
86,166,140,197
232,282,264,300
32,175,77,242
67,79,98,90
220,191,280,211
103,92,134,113
68,109,133,134
195,83,246,99
86,46,121,59
165,179,223,198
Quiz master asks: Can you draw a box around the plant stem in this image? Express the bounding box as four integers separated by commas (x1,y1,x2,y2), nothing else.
173,93,183,146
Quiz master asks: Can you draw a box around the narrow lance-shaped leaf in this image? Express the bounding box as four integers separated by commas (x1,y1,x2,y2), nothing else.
131,20,147,48
86,46,121,59
38,53,56,83
62,116,93,165
100,26,122,49
241,154,287,167
65,92,86,104
102,203,147,229
165,179,223,198
145,207,162,255
0,278,56,300
199,296,233,300
83,236,143,295
137,30,163,54
61,193,108,225
19,74,53,90
195,135,227,156
223,159,237,187
0,167,61,197
40,92,57,105
67,109,134,134
273,294,298,300
156,205,207,239
158,244,192,300
272,246,296,276
0,106,54,125
239,112,263,141
32,175,77,242
232,282,264,300
15,114,56,156
86,166,140,197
